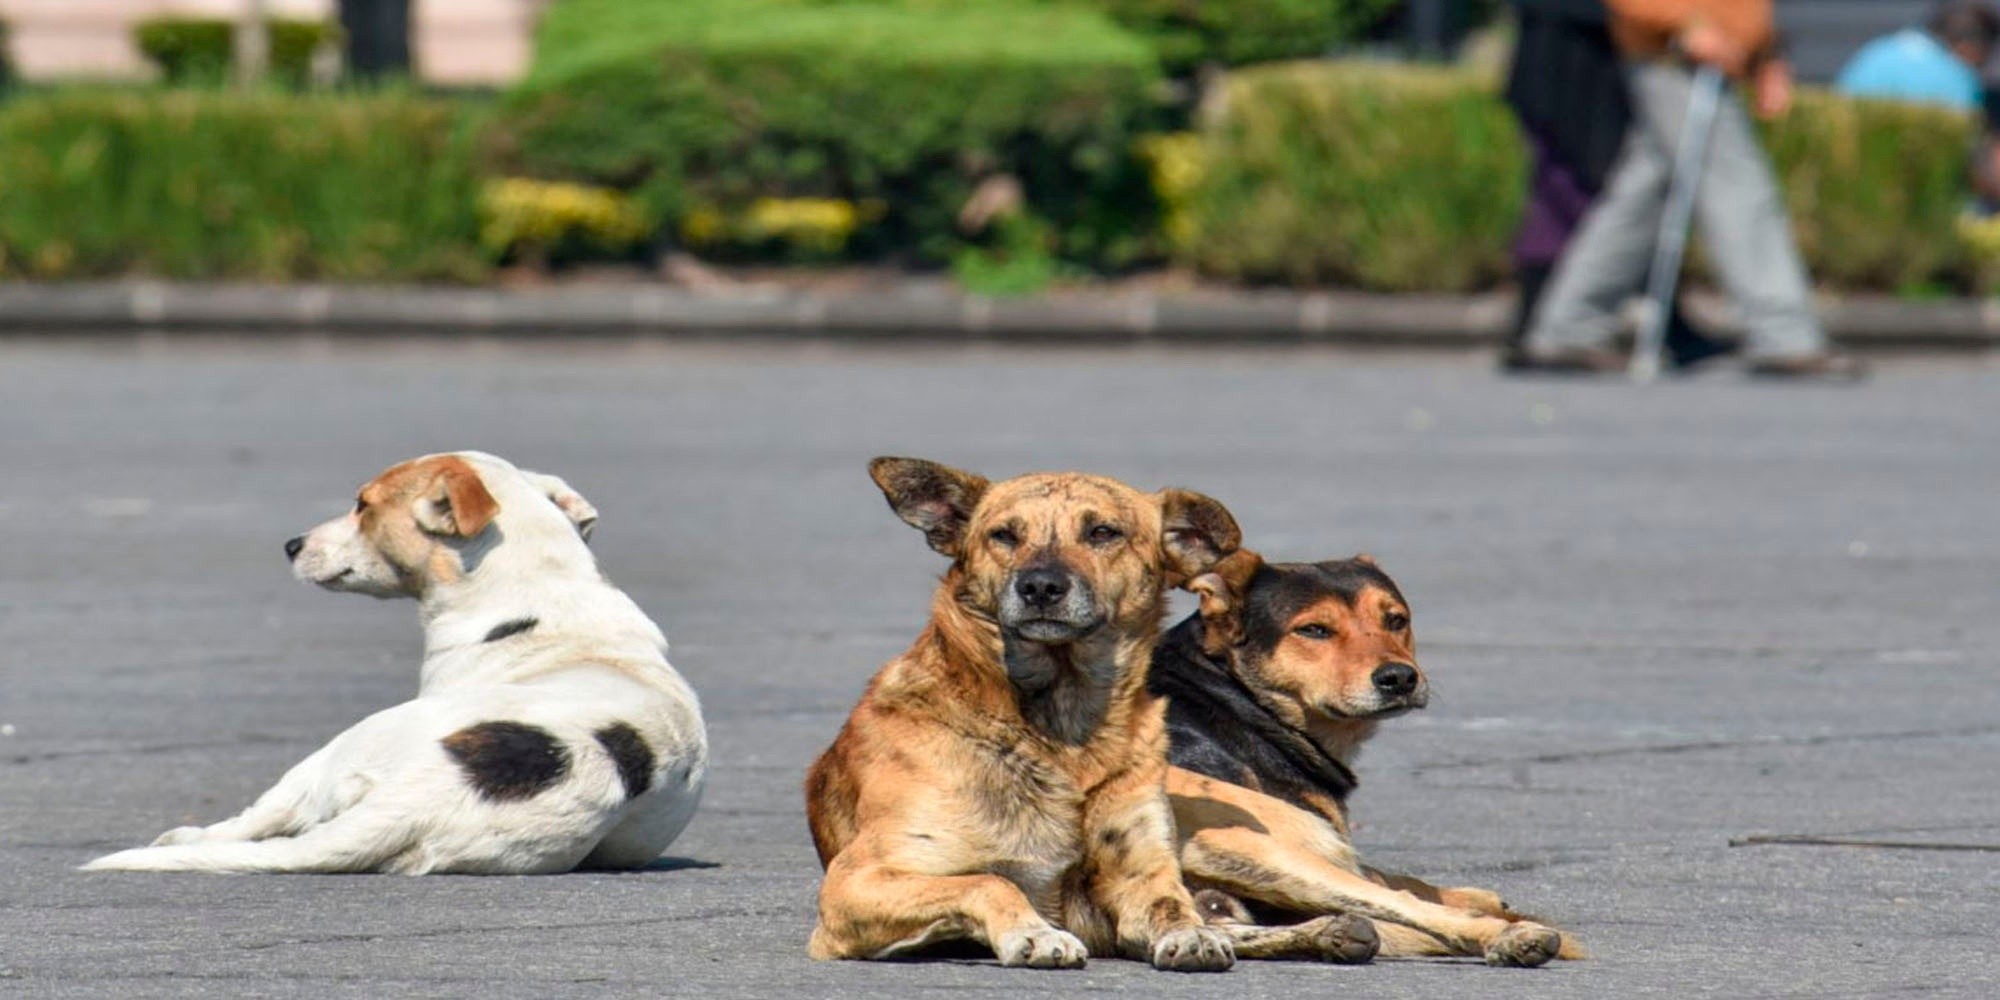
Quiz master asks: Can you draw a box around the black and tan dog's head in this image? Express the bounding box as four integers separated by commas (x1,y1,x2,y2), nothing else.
869,457,1240,648
1188,551,1426,740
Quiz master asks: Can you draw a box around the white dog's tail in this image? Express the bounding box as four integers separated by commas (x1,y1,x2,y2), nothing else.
80,803,421,874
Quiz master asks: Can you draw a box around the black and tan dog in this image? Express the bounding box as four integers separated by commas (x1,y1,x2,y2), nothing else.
806,458,1259,971
1154,551,1581,966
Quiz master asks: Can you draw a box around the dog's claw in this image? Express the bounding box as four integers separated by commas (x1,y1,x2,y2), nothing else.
1151,927,1235,972
1484,922,1562,968
996,927,1088,969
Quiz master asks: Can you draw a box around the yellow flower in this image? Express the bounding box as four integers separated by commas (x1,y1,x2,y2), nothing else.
479,178,650,256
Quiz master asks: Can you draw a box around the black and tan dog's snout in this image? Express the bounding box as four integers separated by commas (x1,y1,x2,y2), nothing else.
1370,661,1428,709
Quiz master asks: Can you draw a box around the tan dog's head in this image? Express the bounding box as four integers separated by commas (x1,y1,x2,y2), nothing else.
285,451,598,599
869,457,1240,647
1188,552,1426,727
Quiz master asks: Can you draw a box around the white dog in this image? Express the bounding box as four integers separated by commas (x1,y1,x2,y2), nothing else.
84,451,707,874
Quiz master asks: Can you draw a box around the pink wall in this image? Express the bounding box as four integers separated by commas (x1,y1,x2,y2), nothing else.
0,0,541,85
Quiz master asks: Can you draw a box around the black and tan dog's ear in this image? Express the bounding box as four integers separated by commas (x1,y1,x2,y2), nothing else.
1186,549,1263,654
1157,488,1242,586
414,458,500,539
868,457,992,557
523,470,598,541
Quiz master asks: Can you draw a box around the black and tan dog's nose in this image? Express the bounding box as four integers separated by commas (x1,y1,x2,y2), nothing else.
1013,567,1071,609
284,536,306,562
1372,662,1420,697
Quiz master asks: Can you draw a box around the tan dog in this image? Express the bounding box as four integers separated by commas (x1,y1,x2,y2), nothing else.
1156,551,1579,965
804,458,1244,971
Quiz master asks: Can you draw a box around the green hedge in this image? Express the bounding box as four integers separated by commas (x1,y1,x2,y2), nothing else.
488,0,1164,266
0,90,485,281
1181,61,1526,291
1765,90,1973,292
1084,0,1394,76
134,18,342,86
1178,61,1977,293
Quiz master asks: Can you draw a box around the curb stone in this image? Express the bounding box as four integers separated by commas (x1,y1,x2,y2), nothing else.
0,281,1989,350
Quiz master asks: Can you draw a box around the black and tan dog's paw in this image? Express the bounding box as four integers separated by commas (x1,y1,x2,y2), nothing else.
1151,927,1235,972
1484,922,1562,968
1305,913,1379,964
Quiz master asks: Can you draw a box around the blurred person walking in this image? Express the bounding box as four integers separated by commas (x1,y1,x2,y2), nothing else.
1523,0,1864,378
1500,0,1733,372
1837,1,1998,113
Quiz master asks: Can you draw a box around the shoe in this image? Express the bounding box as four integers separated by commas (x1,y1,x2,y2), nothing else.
1663,310,1739,372
1744,353,1868,381
1504,347,1628,374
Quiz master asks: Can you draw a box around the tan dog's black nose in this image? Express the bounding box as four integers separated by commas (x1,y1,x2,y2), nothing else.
1372,662,1419,697
284,536,305,561
1014,567,1071,609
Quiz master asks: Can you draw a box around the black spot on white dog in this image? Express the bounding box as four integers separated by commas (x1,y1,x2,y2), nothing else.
482,617,539,643
594,723,655,799
441,721,570,801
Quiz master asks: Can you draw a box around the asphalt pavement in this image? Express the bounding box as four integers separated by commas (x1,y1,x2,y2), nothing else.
3,337,1998,998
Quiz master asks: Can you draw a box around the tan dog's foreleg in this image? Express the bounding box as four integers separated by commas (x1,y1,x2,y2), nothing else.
1081,767,1235,971
809,838,1082,967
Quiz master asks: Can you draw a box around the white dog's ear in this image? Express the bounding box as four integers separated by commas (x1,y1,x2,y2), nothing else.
413,459,500,539
524,471,599,542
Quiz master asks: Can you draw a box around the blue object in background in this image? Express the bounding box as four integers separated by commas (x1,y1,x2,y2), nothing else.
1836,27,1983,110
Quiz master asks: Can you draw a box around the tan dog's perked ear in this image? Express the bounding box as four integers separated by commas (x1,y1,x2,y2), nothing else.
1157,488,1242,586
413,457,500,539
1185,549,1264,656
523,470,598,541
868,457,992,557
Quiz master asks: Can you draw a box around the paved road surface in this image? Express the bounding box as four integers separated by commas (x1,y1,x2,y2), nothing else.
3,338,1997,997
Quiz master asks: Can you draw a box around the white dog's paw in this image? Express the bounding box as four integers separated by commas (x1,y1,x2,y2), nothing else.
150,826,208,846
996,927,1088,969
1151,926,1235,972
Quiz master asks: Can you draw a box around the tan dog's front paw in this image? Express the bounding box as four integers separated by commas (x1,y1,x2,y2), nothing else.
1484,922,1561,968
996,927,1088,969
1151,927,1235,972
150,826,207,846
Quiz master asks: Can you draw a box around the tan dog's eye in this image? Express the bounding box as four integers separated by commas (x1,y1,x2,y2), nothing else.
354,498,371,515
988,527,1019,548
1383,612,1409,632
1087,524,1124,545
1292,623,1333,640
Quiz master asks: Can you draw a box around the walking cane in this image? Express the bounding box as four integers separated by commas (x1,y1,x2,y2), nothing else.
1630,65,1725,383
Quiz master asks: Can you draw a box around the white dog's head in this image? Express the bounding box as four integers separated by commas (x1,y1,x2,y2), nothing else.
285,451,599,599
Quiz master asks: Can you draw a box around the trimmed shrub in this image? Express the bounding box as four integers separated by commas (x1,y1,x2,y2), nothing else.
488,0,1164,267
1762,91,1973,293
0,90,485,281
1180,61,1525,291
1085,0,1395,76
1177,61,1978,293
134,17,341,86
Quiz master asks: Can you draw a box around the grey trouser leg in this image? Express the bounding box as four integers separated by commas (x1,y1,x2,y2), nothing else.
1529,62,1826,359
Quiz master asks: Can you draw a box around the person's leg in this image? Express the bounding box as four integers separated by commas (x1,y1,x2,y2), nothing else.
1505,134,1596,367
1525,88,1672,357
1627,64,1827,360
